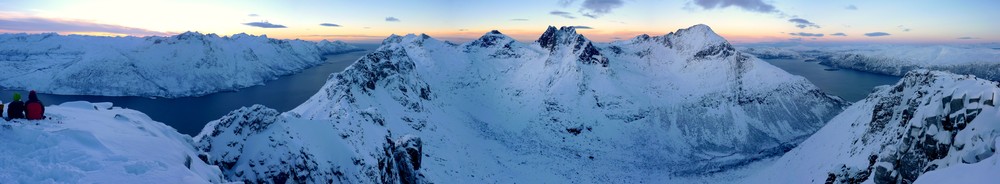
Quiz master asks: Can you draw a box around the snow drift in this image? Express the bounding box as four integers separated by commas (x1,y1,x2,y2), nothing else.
0,32,362,98
0,101,226,183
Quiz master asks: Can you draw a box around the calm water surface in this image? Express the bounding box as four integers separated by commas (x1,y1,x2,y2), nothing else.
764,58,901,102
1,44,378,135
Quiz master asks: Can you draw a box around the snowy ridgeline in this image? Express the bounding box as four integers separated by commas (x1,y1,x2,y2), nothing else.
0,32,362,98
739,45,1000,81
0,101,225,183
745,70,1000,184
194,25,848,183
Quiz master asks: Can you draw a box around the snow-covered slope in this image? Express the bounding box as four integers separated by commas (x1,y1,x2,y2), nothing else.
0,32,362,97
740,44,1000,81
0,101,226,183
745,70,1000,183
196,24,847,183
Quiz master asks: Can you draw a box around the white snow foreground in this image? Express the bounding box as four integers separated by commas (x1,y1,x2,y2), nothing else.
195,24,847,183
745,70,1000,183
0,101,228,183
0,32,362,98
740,44,1000,81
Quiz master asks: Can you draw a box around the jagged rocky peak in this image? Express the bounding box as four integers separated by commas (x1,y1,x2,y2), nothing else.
536,26,608,67
537,26,585,50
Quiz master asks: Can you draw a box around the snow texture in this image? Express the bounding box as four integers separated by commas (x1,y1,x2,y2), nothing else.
0,32,362,98
745,70,1000,183
740,44,1000,81
0,101,227,183
197,24,848,183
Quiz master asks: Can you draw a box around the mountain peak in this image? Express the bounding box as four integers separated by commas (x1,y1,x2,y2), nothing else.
669,24,727,46
468,30,514,48
537,26,585,50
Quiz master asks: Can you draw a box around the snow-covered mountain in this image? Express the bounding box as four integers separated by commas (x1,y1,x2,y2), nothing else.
740,44,1000,81
0,32,362,98
195,24,848,183
0,101,226,183
745,70,1000,183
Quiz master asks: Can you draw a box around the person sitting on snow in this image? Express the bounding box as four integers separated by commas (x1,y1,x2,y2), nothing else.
6,93,25,120
24,91,45,120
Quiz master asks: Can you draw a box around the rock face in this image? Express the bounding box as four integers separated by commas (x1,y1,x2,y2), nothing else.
198,24,847,183
194,105,423,184
0,32,362,97
746,70,1000,184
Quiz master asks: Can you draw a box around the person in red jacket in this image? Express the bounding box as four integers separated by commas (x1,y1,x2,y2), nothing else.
24,90,44,120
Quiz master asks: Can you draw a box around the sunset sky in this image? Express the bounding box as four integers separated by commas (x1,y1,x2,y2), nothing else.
1,0,997,44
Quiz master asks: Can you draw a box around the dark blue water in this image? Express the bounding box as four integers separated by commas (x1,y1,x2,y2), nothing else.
764,59,901,102
0,44,378,135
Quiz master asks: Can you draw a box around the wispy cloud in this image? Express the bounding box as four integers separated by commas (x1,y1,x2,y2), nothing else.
385,17,400,22
0,16,170,36
559,0,577,7
864,32,891,37
550,11,576,19
319,23,341,27
788,18,820,29
458,29,468,31
845,5,858,10
897,25,911,32
248,14,259,17
789,32,823,37
956,36,979,40
831,32,847,36
691,0,778,13
243,21,286,28
510,18,529,21
571,26,593,29
579,0,624,18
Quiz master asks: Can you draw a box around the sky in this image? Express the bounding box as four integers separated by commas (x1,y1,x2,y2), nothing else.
0,0,997,44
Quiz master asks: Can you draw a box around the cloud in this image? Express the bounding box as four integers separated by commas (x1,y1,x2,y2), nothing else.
559,0,578,7
458,29,468,31
510,18,529,21
864,32,891,37
788,38,803,41
957,36,979,40
550,11,576,19
0,16,170,36
385,17,400,22
788,18,820,29
831,32,847,36
897,25,912,32
579,0,625,18
319,23,341,27
243,21,286,28
571,26,593,29
789,32,823,37
248,14,259,17
692,0,778,13
845,5,857,10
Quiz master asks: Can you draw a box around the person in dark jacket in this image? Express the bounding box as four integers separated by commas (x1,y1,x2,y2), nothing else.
6,93,25,120
24,91,44,120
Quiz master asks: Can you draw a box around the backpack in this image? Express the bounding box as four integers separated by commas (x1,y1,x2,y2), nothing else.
26,102,43,120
